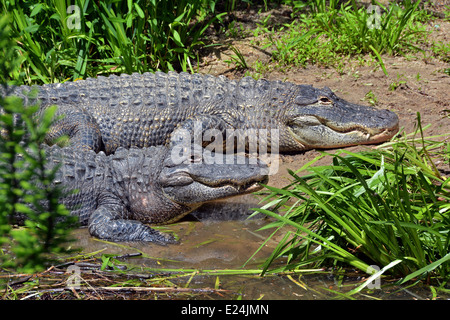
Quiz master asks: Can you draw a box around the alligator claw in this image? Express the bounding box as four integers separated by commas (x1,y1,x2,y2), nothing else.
141,227,178,245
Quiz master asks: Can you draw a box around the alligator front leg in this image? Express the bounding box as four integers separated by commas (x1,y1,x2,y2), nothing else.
44,104,104,152
87,204,176,244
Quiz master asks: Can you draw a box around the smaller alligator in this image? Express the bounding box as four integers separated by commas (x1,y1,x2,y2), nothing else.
14,145,268,243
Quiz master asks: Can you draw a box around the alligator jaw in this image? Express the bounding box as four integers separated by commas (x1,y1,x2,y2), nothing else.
162,178,267,205
205,175,269,194
364,127,399,145
198,178,267,196
160,154,269,205
288,112,399,149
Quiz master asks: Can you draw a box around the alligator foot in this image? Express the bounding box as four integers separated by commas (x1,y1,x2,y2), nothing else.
88,206,177,244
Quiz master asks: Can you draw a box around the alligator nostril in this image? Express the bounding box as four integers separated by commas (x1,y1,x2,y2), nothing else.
318,96,332,105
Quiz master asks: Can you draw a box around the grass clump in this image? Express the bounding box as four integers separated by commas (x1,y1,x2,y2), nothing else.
0,0,222,85
259,0,431,73
253,114,449,288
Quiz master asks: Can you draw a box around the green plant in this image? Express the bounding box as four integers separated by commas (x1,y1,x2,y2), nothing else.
252,114,450,287
0,15,76,273
0,99,77,273
0,14,24,85
364,90,378,105
431,40,450,63
1,0,223,85
226,20,251,39
224,44,248,70
261,0,430,71
389,73,407,91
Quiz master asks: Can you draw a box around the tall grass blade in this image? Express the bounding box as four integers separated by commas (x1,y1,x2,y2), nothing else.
398,253,450,285
347,259,403,295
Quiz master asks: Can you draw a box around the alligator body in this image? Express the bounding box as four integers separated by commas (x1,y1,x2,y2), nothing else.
14,145,268,243
1,72,399,155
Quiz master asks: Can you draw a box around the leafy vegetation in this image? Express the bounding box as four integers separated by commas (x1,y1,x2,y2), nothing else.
0,15,76,273
1,0,223,84
252,115,450,290
2,1,447,85
255,0,431,74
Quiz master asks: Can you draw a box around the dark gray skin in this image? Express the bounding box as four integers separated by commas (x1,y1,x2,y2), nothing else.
20,145,268,243
1,72,399,154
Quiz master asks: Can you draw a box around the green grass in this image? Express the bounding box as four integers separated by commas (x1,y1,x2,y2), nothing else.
255,0,433,74
252,115,450,289
1,0,222,85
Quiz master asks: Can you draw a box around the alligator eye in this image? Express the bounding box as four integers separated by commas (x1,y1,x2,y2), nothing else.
318,96,332,105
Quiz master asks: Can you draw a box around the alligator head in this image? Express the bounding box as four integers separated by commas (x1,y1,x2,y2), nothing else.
120,147,269,225
160,152,268,206
280,85,399,151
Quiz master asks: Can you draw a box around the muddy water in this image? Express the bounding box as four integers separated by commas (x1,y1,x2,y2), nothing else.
69,157,447,300
70,211,442,300
71,198,275,270
69,206,333,300
69,199,444,300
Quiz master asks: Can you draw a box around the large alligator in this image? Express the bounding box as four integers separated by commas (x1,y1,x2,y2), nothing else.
1,72,399,155
13,145,268,243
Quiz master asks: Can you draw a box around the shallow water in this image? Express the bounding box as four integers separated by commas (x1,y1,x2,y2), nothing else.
69,197,448,300
71,199,277,271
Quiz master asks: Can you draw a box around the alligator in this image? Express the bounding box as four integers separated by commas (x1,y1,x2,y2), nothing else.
1,71,399,155
13,144,268,243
